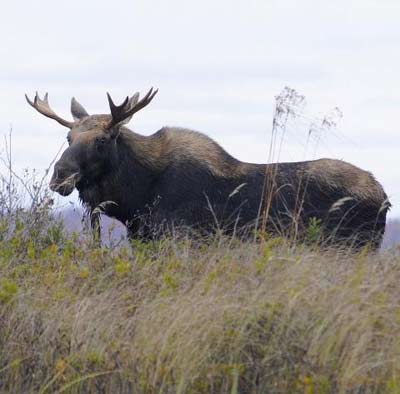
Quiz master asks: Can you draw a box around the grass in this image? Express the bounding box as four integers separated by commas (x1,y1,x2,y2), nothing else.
1,216,400,393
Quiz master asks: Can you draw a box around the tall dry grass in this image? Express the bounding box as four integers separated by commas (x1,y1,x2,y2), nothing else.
1,226,400,393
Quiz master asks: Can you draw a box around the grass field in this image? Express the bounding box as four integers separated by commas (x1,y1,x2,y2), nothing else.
1,206,400,393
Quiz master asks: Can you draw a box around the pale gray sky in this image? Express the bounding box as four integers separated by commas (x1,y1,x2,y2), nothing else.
1,0,399,216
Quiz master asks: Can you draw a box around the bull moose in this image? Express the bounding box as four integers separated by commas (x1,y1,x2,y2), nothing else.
26,88,390,249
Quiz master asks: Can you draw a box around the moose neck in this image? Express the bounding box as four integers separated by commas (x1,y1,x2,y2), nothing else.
77,127,164,219
118,127,166,173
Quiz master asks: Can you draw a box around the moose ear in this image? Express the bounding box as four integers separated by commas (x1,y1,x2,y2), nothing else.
71,97,89,120
114,92,140,126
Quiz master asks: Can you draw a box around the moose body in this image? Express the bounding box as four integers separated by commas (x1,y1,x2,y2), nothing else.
26,89,390,249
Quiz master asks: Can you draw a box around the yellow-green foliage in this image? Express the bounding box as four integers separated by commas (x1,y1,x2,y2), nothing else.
0,278,18,304
0,223,400,394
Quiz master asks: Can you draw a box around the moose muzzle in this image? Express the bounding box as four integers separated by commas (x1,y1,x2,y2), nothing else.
50,162,80,196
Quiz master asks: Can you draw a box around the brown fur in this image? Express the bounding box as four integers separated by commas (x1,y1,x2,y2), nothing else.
304,159,387,206
120,127,245,177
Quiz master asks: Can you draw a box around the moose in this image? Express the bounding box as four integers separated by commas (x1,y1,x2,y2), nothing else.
26,88,390,249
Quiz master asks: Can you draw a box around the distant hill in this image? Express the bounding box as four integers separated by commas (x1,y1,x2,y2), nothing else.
382,219,400,249
58,208,127,243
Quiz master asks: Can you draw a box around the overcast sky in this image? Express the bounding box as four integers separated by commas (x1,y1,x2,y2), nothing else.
1,0,399,217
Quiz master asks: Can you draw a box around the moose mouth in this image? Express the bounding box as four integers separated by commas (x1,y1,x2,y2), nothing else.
50,172,80,196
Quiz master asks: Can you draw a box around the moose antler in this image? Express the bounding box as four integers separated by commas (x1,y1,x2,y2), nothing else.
25,92,74,128
106,87,158,129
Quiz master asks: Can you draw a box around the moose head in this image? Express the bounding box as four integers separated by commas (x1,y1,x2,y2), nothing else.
25,88,158,196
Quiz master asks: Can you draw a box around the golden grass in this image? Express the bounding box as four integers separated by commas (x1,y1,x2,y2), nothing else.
1,227,400,394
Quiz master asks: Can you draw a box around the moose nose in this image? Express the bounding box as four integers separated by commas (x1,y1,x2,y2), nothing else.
53,162,79,180
52,163,67,182
50,162,79,196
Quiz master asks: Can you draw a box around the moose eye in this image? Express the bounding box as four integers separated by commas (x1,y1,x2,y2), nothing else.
66,135,71,144
98,137,107,144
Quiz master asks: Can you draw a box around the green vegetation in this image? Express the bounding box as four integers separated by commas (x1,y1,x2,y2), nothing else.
1,209,400,393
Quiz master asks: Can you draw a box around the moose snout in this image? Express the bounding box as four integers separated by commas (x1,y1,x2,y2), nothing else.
50,162,80,196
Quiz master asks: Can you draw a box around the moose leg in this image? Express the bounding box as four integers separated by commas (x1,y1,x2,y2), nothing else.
90,211,101,245
126,221,140,239
126,219,153,241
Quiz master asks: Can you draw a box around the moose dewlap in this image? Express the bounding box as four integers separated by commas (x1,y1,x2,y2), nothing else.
26,89,390,249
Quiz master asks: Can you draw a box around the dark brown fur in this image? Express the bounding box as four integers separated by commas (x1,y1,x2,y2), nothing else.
27,91,390,249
